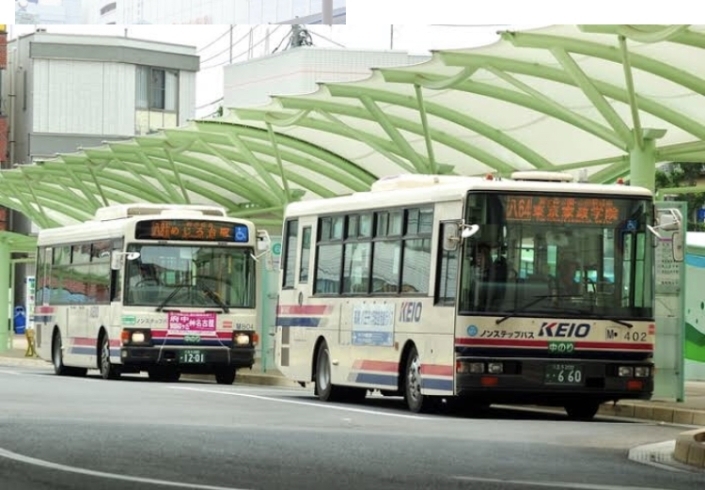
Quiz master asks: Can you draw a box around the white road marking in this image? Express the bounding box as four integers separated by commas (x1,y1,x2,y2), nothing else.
171,386,430,420
0,446,252,490
453,476,674,490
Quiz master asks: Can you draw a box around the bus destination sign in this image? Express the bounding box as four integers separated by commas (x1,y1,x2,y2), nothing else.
135,220,250,243
504,196,624,226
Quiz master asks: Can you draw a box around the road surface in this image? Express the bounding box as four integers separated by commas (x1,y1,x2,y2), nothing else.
0,365,703,490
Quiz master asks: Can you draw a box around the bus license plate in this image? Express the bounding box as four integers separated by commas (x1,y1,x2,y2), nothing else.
544,363,584,385
179,350,205,364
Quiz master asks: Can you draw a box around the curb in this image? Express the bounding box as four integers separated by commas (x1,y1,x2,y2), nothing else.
673,429,705,468
598,401,705,426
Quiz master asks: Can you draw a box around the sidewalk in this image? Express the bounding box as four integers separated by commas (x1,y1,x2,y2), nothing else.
2,333,704,425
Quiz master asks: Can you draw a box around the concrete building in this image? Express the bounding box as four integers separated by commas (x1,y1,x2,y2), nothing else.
15,0,83,24
82,0,346,24
224,47,429,108
3,31,199,164
1,30,199,306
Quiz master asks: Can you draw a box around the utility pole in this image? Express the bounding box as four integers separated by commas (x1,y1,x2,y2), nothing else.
390,25,394,50
322,0,333,25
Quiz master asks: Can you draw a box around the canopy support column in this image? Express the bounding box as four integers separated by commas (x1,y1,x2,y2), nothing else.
0,240,10,353
629,128,666,192
265,122,291,203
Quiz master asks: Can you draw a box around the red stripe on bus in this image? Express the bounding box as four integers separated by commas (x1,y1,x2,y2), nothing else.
420,364,454,376
353,360,398,373
455,338,652,351
72,337,120,347
277,305,330,315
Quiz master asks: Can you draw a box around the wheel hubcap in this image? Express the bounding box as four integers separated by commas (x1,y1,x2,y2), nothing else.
318,350,330,391
101,338,110,373
408,356,422,403
53,337,61,368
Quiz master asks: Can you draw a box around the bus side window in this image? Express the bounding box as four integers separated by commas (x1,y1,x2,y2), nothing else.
282,219,298,289
299,226,311,284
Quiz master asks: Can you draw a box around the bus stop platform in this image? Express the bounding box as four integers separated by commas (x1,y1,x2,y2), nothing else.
2,333,704,426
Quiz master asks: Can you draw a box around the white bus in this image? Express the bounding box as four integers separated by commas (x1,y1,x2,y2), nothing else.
34,204,270,384
275,172,683,419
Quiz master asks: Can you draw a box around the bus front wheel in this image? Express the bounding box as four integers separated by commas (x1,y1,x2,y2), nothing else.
404,346,439,414
99,334,120,380
564,401,600,421
215,369,236,385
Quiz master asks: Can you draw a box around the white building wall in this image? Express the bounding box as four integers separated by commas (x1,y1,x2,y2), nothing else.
32,59,135,136
224,48,430,108
83,0,344,24
178,70,197,125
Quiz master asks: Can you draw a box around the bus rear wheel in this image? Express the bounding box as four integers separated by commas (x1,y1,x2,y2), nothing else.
52,331,87,377
315,341,343,402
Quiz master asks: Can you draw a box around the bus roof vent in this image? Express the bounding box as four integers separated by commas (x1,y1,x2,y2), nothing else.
93,204,228,221
370,174,472,192
510,171,575,183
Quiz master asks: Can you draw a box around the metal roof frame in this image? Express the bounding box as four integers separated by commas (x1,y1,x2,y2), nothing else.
1,24,704,228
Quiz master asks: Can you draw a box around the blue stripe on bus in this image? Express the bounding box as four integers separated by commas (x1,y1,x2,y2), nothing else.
454,346,650,361
276,316,321,328
151,339,233,347
70,347,120,356
421,378,453,391
354,373,397,387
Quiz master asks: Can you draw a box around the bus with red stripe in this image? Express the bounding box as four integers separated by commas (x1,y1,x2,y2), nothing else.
33,204,270,384
275,172,683,419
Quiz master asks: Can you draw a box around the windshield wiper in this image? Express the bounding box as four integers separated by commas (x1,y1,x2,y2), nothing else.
198,282,230,314
495,295,580,325
155,283,189,312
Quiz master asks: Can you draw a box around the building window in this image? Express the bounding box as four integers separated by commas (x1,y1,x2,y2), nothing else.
136,66,177,112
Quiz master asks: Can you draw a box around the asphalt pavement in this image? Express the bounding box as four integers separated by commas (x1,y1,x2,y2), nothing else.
1,365,704,490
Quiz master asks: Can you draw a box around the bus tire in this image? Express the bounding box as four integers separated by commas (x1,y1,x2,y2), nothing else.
315,341,343,402
215,369,236,385
52,330,87,377
98,333,120,380
403,345,438,414
564,401,600,421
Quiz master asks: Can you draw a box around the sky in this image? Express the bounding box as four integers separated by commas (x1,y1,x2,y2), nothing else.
5,23,543,117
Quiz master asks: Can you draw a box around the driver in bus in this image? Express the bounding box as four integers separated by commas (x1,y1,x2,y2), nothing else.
129,263,159,288
556,259,581,296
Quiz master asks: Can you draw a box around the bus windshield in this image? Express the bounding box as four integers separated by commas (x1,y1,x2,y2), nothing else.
458,192,654,320
124,244,256,309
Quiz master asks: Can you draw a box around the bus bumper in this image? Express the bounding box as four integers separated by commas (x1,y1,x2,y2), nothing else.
119,346,255,372
454,358,654,404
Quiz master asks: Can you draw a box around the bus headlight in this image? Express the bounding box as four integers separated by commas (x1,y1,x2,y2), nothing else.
233,332,251,345
121,329,151,345
634,366,650,378
618,366,633,377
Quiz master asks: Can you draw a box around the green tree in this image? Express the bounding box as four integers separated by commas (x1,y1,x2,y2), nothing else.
654,162,705,231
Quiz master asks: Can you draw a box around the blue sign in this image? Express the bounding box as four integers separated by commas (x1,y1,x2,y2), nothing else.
233,225,249,243
698,208,705,223
467,325,478,337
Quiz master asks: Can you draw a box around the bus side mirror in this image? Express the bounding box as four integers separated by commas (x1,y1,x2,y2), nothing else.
110,251,140,271
257,230,271,252
442,223,480,251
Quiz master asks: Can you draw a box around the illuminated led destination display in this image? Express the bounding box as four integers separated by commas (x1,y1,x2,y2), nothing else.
135,220,250,242
504,196,625,226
